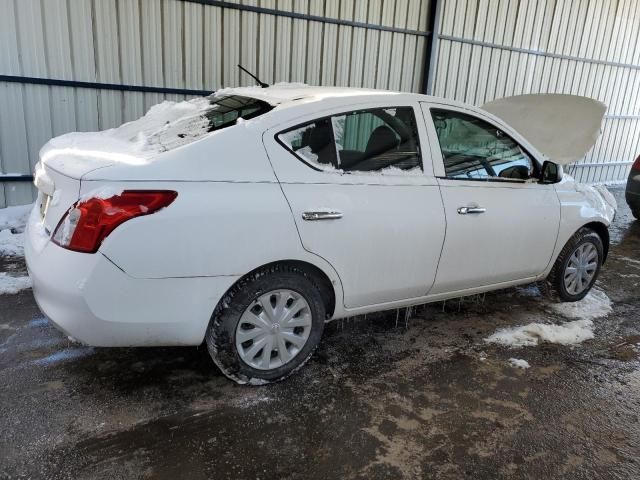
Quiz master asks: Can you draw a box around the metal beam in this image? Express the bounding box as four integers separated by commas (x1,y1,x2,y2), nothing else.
438,34,640,71
0,75,212,96
422,0,441,95
604,115,640,120
185,0,432,37
0,174,33,182
569,161,633,168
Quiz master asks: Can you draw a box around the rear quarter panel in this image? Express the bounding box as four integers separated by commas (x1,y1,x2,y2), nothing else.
90,180,329,279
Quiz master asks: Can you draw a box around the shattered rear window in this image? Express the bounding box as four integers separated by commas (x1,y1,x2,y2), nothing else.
203,95,273,132
148,95,273,151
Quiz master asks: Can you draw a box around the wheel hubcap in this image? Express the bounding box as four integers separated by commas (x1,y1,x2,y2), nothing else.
563,243,598,295
235,289,312,370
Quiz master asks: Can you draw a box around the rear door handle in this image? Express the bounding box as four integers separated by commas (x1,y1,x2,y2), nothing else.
457,206,486,215
302,210,343,221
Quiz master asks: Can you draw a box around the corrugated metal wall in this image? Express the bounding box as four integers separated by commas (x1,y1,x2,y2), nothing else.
429,0,640,184
0,0,432,207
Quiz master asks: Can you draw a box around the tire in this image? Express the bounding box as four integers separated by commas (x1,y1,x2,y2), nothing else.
545,227,604,302
205,265,326,385
632,209,640,220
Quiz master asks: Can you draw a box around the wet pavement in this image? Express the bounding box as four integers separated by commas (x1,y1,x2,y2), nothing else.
1,186,639,480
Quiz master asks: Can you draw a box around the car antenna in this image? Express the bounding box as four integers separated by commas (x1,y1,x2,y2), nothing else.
237,64,269,88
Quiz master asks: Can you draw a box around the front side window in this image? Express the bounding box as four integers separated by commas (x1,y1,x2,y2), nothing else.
431,109,536,181
277,107,422,174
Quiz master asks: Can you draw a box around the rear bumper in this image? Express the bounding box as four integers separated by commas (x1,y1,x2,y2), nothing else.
25,216,237,347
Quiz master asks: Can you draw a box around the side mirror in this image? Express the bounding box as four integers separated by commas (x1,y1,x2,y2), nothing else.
541,160,562,184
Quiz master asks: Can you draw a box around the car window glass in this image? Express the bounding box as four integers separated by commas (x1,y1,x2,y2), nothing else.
431,109,535,181
331,107,421,173
278,119,339,169
278,107,422,174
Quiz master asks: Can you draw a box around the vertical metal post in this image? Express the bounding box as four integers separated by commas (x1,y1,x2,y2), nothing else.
422,0,442,95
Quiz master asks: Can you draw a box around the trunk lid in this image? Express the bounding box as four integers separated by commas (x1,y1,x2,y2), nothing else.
482,94,607,165
34,161,82,233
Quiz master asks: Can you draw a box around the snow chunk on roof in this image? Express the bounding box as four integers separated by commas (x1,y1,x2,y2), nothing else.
40,97,213,168
214,83,393,105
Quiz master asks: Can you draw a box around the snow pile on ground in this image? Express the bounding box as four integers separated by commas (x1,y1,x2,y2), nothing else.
0,203,31,232
486,319,595,347
0,203,33,257
0,273,32,294
549,288,612,320
0,229,25,257
486,289,612,348
509,358,530,369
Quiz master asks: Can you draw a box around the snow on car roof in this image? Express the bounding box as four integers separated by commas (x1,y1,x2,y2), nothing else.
39,83,407,175
213,82,399,106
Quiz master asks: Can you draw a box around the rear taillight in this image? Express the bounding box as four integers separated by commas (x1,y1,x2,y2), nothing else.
52,190,177,253
633,155,640,170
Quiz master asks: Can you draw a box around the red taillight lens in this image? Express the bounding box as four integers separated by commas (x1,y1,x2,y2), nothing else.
633,155,640,170
52,190,177,253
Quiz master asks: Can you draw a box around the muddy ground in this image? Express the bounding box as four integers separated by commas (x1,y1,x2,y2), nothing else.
1,186,639,480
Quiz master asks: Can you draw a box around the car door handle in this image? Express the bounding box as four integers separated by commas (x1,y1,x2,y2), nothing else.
457,206,486,215
302,210,343,221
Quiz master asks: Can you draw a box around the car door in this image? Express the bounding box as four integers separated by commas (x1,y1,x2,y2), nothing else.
263,102,446,309
420,103,561,295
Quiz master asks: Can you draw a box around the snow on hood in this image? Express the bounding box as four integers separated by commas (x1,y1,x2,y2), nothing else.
40,97,213,176
482,94,607,165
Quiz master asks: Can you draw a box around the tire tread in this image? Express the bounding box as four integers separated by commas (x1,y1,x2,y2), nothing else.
205,264,325,385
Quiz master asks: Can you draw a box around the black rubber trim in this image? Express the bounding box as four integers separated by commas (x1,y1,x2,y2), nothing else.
0,174,34,182
0,74,212,96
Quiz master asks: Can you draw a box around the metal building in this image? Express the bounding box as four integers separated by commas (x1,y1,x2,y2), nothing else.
0,0,637,207
429,0,640,185
0,0,433,207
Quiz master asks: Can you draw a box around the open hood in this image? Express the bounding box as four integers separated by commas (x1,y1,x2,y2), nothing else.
482,94,607,165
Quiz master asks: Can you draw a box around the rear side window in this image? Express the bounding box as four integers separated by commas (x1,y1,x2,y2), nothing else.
430,109,535,181
277,107,422,174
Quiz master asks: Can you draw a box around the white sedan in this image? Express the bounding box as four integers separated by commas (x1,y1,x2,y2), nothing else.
25,85,616,384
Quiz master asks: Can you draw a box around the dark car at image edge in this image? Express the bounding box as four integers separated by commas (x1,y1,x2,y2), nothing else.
626,155,640,220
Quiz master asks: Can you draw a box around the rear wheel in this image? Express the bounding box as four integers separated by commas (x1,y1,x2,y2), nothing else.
546,227,603,302
206,265,325,385
632,209,640,220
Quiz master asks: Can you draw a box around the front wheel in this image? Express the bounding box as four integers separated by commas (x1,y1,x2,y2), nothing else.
546,227,604,302
205,265,325,385
632,209,640,220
